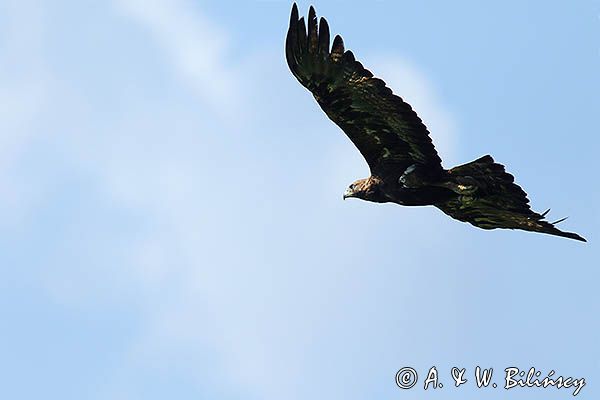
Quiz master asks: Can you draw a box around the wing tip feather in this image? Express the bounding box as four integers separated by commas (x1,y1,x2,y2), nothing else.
318,17,330,54
555,230,587,242
290,3,298,22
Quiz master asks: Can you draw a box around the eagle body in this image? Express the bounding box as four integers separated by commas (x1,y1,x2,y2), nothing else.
286,4,586,242
344,175,455,206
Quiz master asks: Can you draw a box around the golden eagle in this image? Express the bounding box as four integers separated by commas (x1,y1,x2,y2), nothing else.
286,4,585,242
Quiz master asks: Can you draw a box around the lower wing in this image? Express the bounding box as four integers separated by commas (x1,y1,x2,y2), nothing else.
436,197,586,242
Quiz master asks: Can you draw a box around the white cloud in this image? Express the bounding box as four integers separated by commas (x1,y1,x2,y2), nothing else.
113,0,241,116
96,51,464,399
1,2,463,399
0,0,49,226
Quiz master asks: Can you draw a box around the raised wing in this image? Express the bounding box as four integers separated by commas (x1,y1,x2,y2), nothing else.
286,4,443,180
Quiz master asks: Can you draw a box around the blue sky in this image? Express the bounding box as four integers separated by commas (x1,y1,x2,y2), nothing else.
1,0,598,399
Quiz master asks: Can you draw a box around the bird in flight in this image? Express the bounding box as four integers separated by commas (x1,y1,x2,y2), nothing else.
285,3,585,242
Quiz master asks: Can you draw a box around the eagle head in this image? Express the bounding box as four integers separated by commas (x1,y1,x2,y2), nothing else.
343,177,385,201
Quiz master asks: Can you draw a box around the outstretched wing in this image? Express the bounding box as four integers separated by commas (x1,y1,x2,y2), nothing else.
285,4,443,180
436,156,586,241
437,200,586,241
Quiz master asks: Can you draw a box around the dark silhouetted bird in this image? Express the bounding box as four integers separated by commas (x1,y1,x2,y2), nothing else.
285,4,585,241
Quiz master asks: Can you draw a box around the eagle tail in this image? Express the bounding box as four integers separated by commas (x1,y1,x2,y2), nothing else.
438,155,587,242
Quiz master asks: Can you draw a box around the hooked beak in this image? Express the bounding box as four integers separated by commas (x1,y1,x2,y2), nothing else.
343,187,354,200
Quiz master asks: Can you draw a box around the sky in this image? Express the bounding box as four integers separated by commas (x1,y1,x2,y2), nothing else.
0,0,599,399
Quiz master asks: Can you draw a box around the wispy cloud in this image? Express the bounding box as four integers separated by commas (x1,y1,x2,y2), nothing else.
2,2,597,400
0,0,49,225
1,2,463,399
114,0,241,114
